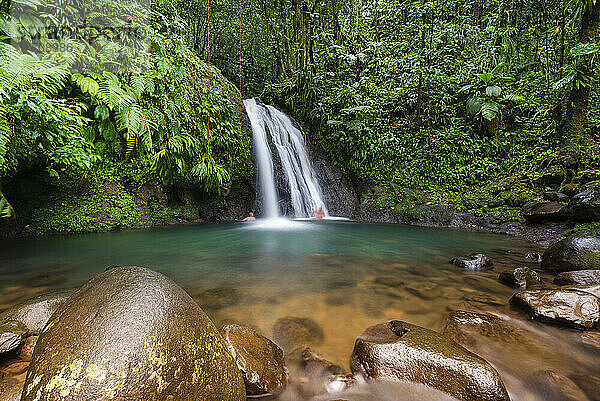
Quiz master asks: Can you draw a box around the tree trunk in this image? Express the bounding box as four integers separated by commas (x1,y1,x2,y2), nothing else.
561,2,600,163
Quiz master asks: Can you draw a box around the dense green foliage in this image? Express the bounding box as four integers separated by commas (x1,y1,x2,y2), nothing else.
195,0,600,218
0,0,251,222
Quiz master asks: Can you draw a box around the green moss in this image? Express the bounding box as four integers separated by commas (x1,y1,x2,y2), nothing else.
564,222,600,237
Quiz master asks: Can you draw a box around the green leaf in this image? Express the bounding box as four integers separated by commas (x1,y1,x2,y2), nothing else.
94,105,110,121
466,96,483,115
570,43,599,57
485,86,502,98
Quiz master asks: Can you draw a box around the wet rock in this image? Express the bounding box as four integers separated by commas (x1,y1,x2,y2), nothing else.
0,380,24,401
526,252,542,262
349,320,510,401
21,266,245,401
522,200,566,223
509,289,600,329
0,289,75,336
463,292,503,306
530,370,590,401
322,374,357,394
0,321,27,355
555,270,600,286
541,235,600,273
580,331,600,350
441,310,527,348
273,317,324,352
560,184,581,198
544,191,570,203
498,267,542,289
570,374,600,401
17,336,38,361
562,284,600,298
221,324,287,396
294,347,346,376
450,254,494,271
564,185,600,221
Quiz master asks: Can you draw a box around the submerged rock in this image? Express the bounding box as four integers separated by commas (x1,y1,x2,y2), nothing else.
441,310,528,348
498,267,542,289
272,317,324,352
530,370,590,401
541,235,600,273
349,320,510,401
555,270,600,286
450,254,494,271
570,374,600,401
564,185,600,221
580,331,600,350
509,289,600,329
21,266,245,401
522,200,565,222
221,324,287,396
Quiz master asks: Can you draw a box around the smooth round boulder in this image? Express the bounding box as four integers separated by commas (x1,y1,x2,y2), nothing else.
350,320,510,401
509,289,600,329
498,267,542,289
21,266,245,401
564,185,600,221
0,290,75,336
555,270,600,286
450,254,494,271
541,235,600,273
221,324,288,396
522,201,565,222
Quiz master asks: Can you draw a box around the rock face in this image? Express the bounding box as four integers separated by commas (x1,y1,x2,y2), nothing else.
522,200,565,222
349,320,510,401
0,290,74,336
509,289,600,329
555,270,600,285
498,267,542,289
21,266,245,401
272,317,324,352
451,254,494,271
221,325,287,396
541,235,600,272
564,185,600,221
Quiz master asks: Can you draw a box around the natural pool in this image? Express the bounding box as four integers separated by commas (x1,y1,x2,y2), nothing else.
1,221,598,400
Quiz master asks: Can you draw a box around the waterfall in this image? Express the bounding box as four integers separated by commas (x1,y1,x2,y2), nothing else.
243,98,328,219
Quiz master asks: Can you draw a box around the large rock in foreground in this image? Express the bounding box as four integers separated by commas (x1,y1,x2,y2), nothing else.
22,266,245,401
221,325,287,396
541,235,600,273
350,320,510,401
564,185,600,221
509,289,600,329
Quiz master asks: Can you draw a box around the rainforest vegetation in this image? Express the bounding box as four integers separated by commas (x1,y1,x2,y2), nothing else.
0,0,599,231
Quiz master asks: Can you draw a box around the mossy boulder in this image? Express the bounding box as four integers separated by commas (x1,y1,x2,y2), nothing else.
350,320,510,401
541,235,600,273
21,266,245,401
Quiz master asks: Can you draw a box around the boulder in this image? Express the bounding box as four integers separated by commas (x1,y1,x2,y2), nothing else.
0,320,27,354
450,254,494,271
349,320,510,401
525,253,542,262
530,370,590,401
560,184,582,198
21,266,245,401
0,290,75,336
555,270,600,286
522,201,565,222
564,185,600,221
541,235,600,273
561,285,600,298
272,317,324,352
221,325,287,396
498,267,542,289
509,289,600,329
544,191,570,203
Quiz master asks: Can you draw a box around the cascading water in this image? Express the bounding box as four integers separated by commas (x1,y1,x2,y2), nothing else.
243,98,328,219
